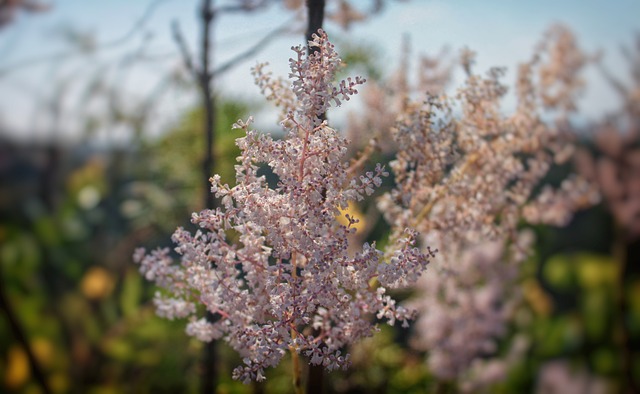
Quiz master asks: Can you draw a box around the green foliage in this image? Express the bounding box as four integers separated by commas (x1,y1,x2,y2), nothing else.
132,99,250,231
336,39,383,81
0,97,254,392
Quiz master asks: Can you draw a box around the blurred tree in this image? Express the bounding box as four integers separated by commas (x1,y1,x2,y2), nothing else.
0,0,48,29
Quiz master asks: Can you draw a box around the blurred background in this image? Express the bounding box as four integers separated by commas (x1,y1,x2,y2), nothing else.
1,0,639,393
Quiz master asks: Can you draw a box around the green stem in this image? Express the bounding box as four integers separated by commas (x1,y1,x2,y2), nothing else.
613,225,638,393
290,343,304,394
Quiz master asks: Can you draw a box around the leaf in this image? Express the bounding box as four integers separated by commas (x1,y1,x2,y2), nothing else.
574,253,618,289
101,337,132,361
581,290,610,341
592,347,617,375
33,216,60,247
543,254,574,290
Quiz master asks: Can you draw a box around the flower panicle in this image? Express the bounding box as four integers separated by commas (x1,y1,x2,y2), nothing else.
134,29,432,383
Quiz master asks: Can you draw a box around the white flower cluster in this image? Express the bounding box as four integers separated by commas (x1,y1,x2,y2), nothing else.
134,30,434,383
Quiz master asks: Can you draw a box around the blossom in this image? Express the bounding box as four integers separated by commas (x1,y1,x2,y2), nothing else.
378,24,596,387
409,237,527,382
134,30,434,382
574,34,640,240
536,361,609,394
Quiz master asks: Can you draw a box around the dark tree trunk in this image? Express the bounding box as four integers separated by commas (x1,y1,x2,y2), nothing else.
306,0,325,54
200,1,218,393
305,1,326,393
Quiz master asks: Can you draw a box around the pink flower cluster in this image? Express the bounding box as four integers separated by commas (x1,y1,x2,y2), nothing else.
134,30,434,383
375,24,597,387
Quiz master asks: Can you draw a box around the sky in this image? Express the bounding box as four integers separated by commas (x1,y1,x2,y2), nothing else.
0,0,638,142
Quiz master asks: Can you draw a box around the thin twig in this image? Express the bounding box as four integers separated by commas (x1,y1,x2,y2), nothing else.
171,20,199,80
214,0,274,14
0,0,171,77
346,136,378,176
413,152,480,227
0,272,52,394
103,0,171,49
289,252,305,394
613,225,639,394
290,343,304,394
213,21,293,77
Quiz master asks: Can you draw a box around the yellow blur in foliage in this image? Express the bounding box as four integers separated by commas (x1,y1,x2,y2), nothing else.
4,339,64,391
336,202,366,232
523,278,553,316
81,266,115,300
544,253,618,291
575,254,618,289
31,338,54,367
5,345,29,389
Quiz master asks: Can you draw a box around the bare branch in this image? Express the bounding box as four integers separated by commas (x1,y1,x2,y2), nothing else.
213,0,273,14
103,0,171,48
171,20,199,79
0,0,170,77
0,272,52,394
597,60,628,99
213,21,293,77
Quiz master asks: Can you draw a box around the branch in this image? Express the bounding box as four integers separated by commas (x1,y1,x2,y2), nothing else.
199,1,217,394
213,21,293,77
0,0,171,78
597,61,629,99
102,0,171,49
171,20,199,79
0,273,51,394
213,0,273,14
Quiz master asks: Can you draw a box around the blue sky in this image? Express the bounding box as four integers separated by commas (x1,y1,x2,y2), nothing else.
0,0,638,140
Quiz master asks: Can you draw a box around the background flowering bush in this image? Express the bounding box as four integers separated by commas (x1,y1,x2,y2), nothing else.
373,25,600,390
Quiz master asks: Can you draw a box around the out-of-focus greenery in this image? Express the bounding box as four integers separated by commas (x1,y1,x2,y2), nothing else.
0,99,257,393
0,160,202,392
126,100,250,233
3,110,640,394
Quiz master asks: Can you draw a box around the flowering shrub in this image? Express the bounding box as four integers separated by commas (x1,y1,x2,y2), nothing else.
134,30,434,383
408,238,529,384
575,33,640,240
379,25,597,242
375,24,598,388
